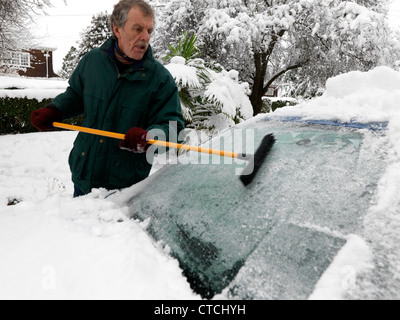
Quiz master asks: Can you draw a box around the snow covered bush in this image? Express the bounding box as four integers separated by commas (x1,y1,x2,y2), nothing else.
164,44,252,135
0,97,50,134
0,75,80,134
163,31,202,62
0,96,83,135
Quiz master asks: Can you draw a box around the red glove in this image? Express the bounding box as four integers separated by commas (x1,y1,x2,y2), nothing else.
31,106,62,132
120,127,151,153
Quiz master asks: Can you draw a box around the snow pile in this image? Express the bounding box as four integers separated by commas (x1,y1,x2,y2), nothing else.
165,56,201,88
0,191,198,300
274,66,400,124
309,235,373,300
0,132,75,205
0,76,67,90
204,69,253,120
0,75,68,100
0,131,198,300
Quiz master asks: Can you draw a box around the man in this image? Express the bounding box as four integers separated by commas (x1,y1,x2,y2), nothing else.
31,0,185,197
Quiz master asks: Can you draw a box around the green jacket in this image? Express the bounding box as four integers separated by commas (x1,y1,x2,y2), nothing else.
52,37,185,194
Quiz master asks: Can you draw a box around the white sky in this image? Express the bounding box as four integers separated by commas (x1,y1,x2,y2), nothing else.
389,0,400,27
32,0,115,72
33,0,400,73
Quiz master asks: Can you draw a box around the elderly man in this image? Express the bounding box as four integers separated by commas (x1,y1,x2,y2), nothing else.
31,0,185,197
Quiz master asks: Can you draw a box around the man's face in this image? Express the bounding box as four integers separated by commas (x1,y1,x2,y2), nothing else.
113,7,154,61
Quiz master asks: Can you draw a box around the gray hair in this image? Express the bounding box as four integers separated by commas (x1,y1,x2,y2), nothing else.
110,0,155,38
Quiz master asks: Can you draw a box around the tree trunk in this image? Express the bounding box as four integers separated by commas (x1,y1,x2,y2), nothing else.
250,88,264,116
250,55,309,116
249,31,285,116
250,51,266,116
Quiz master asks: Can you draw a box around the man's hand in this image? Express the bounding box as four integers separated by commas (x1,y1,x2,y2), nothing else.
31,106,63,132
120,127,151,153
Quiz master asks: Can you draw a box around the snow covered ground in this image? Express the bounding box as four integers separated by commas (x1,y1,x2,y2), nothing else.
1,66,400,299
0,130,199,300
0,75,68,100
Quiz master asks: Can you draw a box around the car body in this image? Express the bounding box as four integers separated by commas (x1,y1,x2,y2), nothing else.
116,115,389,299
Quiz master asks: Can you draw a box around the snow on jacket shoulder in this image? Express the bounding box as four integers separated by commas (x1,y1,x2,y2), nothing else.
51,37,185,194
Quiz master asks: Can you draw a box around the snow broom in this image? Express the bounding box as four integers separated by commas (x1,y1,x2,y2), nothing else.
53,122,275,186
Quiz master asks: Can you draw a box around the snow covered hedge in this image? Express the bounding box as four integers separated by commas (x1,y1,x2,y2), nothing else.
0,76,82,135
0,96,84,135
0,96,51,134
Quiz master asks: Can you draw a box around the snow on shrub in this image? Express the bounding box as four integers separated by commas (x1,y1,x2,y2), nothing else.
165,56,252,135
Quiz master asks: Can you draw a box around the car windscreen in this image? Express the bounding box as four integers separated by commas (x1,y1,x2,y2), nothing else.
120,119,389,299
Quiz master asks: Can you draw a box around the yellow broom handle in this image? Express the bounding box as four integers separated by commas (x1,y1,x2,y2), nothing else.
54,122,125,139
53,122,239,159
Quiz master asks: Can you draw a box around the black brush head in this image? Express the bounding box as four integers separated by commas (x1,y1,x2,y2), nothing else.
240,134,276,186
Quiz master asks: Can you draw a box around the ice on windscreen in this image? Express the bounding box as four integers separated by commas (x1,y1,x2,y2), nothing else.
122,120,389,299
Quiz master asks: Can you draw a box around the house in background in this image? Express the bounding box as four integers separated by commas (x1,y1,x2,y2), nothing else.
0,46,58,78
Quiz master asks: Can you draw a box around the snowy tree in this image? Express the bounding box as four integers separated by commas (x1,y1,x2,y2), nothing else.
283,0,400,99
60,12,111,78
152,0,399,115
151,0,202,60
59,46,78,79
0,0,57,56
76,12,111,61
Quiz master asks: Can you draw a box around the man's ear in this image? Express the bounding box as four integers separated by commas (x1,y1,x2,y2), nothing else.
113,25,121,39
